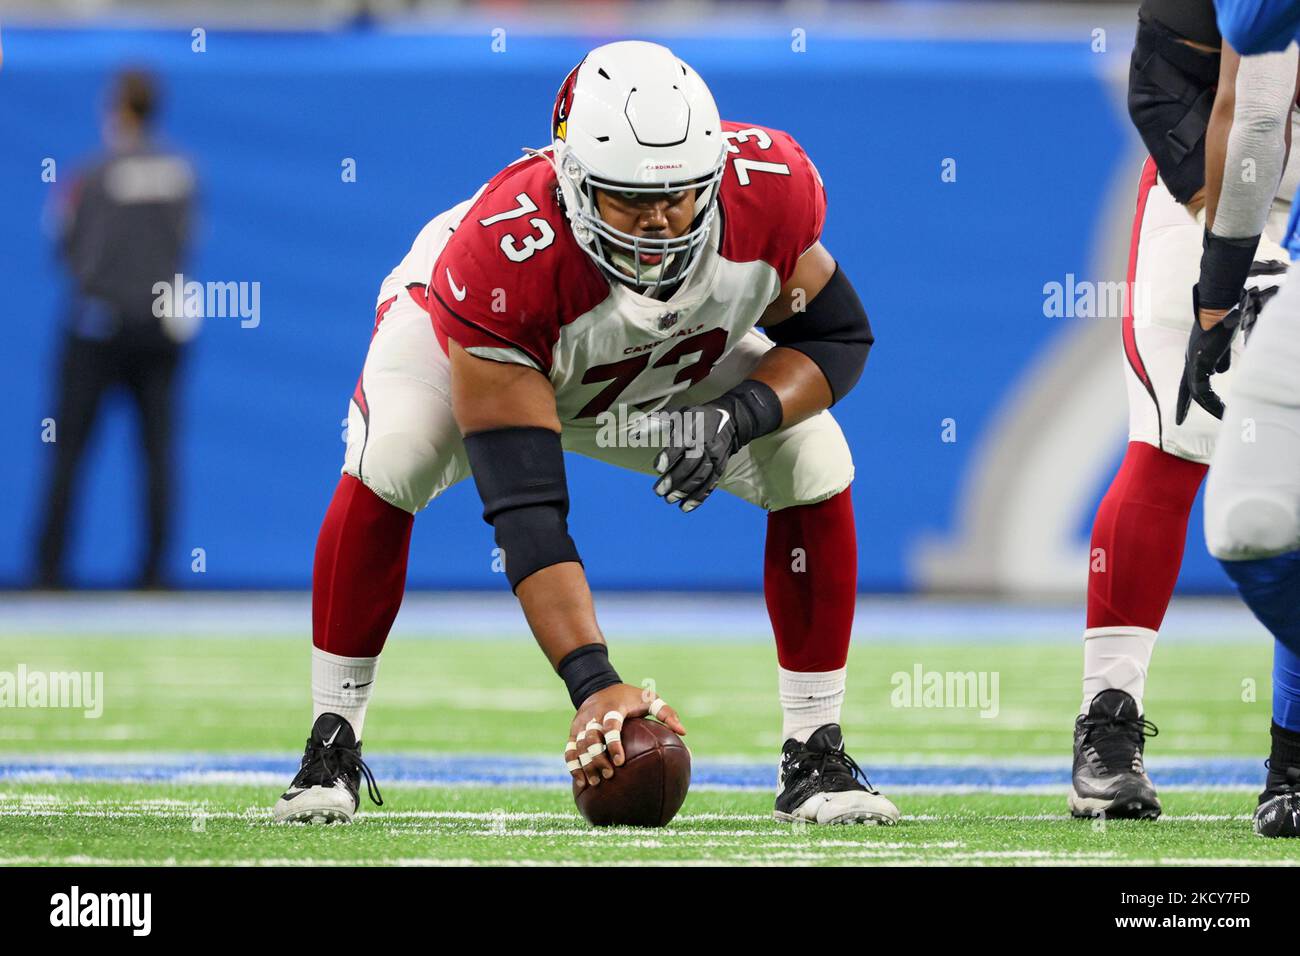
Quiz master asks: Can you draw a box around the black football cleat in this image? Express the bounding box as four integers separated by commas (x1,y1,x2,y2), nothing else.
273,713,383,824
774,724,899,825
1069,689,1161,820
1254,763,1300,838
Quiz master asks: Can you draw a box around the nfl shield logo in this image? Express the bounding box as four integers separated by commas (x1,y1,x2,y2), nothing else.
657,311,680,330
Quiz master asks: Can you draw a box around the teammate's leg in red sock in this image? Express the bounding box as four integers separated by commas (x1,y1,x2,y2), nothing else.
765,486,857,742
311,474,415,737
1082,441,1207,713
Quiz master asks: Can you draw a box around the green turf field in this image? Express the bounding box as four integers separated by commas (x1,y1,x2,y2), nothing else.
1,785,1291,867
1,632,1295,865
0,635,1275,755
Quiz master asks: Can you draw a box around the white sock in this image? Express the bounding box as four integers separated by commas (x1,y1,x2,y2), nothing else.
1081,626,1157,715
779,665,846,744
312,646,380,740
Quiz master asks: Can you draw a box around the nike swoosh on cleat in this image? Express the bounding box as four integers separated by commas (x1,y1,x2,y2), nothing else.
323,725,342,747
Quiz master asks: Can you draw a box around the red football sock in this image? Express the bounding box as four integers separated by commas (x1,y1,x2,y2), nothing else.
313,475,414,657
1087,441,1207,631
764,487,857,671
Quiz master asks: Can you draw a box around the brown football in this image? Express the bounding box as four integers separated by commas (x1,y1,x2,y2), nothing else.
573,717,691,827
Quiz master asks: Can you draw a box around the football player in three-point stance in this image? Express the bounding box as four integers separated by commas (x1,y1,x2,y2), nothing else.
1068,0,1293,821
274,41,895,827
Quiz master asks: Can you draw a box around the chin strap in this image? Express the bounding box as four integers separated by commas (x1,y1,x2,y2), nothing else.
610,247,675,287
524,144,582,228
528,143,714,296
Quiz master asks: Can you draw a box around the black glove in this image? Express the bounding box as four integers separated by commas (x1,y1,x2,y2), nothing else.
1175,284,1240,425
1238,278,1282,345
651,380,783,513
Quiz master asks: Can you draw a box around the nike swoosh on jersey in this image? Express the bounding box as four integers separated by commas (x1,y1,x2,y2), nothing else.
446,269,467,301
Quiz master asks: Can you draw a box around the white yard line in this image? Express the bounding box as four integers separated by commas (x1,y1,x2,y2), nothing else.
0,803,1259,826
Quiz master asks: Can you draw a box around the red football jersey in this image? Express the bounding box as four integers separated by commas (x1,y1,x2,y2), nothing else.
425,121,827,419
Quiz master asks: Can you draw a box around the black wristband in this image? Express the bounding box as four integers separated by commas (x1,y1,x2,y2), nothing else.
1198,230,1260,311
556,643,621,709
720,379,784,447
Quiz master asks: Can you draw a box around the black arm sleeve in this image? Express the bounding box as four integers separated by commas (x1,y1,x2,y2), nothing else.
463,426,582,592
762,262,873,405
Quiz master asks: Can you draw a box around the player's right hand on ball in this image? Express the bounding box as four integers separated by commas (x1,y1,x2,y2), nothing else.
566,683,685,790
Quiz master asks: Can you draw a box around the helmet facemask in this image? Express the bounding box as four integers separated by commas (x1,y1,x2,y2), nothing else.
556,146,724,299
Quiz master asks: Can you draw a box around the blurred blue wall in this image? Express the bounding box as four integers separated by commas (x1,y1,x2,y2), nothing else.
2,25,1211,592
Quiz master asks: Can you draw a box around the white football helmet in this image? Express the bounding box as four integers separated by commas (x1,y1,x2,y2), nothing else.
541,41,725,297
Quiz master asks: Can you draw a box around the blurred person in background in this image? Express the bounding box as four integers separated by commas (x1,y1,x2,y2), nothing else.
1202,0,1300,838
33,68,198,590
1069,0,1295,823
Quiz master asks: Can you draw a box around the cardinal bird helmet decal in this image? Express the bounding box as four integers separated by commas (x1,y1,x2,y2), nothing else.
551,59,583,142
